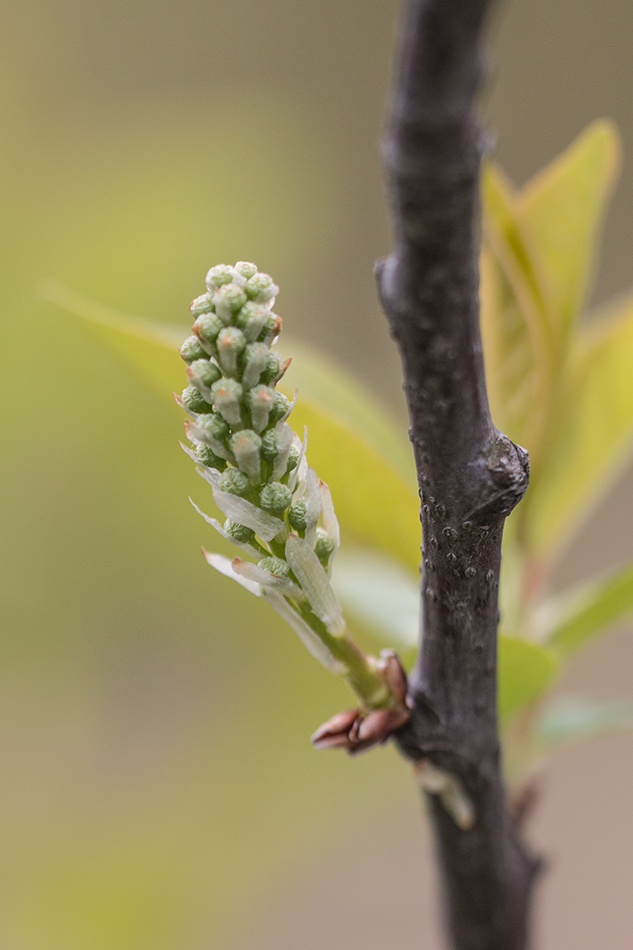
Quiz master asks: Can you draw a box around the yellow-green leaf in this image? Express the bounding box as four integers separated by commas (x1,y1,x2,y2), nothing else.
498,634,559,722
480,122,625,558
524,292,633,554
282,347,419,569
41,279,185,402
281,340,414,487
43,282,421,570
480,166,552,458
517,120,620,338
543,560,633,654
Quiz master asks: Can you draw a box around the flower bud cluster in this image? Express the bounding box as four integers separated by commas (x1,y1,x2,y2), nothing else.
179,264,409,743
180,264,339,585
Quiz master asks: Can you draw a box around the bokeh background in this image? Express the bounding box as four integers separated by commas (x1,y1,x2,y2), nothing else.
1,0,633,947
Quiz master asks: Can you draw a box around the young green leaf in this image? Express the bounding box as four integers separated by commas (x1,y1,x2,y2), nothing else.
498,635,559,723
287,395,419,569
517,120,620,338
281,339,415,487
332,548,420,647
41,279,184,402
480,166,551,457
334,549,560,725
541,560,633,654
525,292,633,554
536,696,633,749
481,122,623,559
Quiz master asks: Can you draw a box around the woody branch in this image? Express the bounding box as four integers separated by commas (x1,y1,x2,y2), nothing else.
376,1,540,948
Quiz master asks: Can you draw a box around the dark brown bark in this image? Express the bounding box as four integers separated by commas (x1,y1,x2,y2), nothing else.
376,1,541,947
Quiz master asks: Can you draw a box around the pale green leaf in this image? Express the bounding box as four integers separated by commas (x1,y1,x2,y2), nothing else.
542,560,633,654
333,547,559,722
536,696,633,748
524,293,633,554
43,281,421,569
332,548,419,646
517,120,621,337
498,635,559,722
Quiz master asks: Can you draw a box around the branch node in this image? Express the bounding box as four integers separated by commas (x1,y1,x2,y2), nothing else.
415,760,476,830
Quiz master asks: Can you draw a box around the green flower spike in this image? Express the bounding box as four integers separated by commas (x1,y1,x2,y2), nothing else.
180,263,411,751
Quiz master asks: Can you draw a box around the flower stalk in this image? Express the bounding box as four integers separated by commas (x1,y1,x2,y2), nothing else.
179,263,410,750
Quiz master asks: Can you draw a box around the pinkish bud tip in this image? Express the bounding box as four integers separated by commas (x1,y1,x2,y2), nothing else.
312,732,356,751
355,706,409,748
377,649,411,709
311,702,410,755
310,708,359,750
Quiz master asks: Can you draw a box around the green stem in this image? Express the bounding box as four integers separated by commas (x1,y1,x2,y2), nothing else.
294,601,391,710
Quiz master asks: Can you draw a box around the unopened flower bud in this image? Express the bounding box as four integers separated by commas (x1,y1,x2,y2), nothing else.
258,312,282,346
180,335,208,363
229,429,262,481
235,302,269,342
211,378,243,426
234,261,258,281
218,468,250,497
194,313,224,352
241,342,269,389
315,527,335,565
187,358,221,395
190,293,214,317
260,429,279,461
195,442,227,470
181,385,213,414
246,384,274,433
268,391,291,426
261,428,293,480
190,412,230,456
244,272,279,303
288,498,307,531
205,264,235,290
224,519,255,543
260,352,284,385
259,481,292,515
216,326,246,377
258,556,291,577
213,283,247,323
234,301,262,328
285,445,300,474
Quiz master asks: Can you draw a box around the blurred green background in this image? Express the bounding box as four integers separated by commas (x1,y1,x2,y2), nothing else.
2,0,633,947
